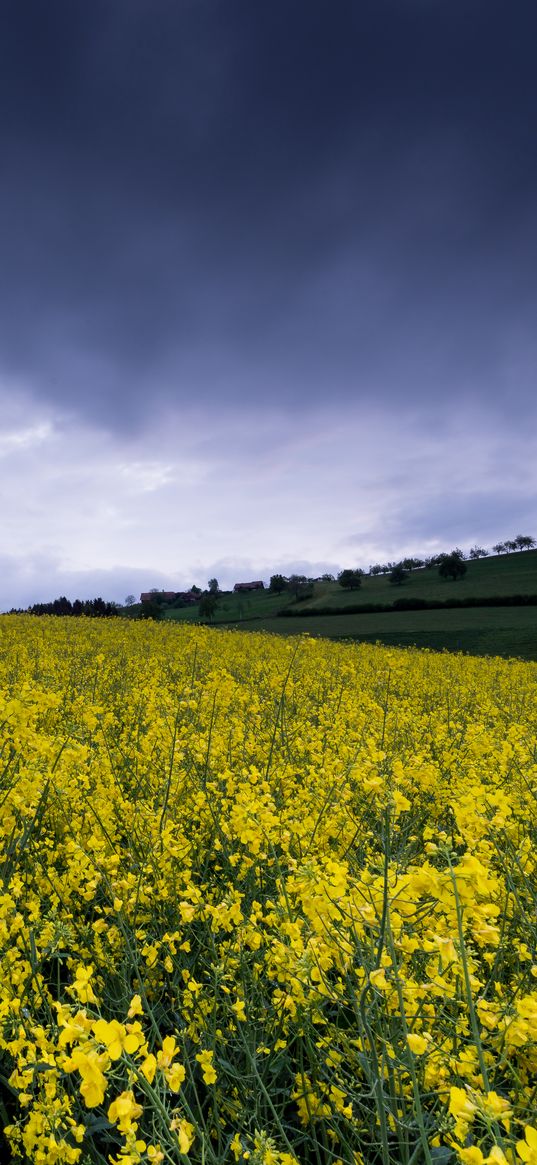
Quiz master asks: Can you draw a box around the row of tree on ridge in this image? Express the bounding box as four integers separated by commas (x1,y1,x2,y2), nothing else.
147,534,536,619
268,535,536,596
4,534,535,618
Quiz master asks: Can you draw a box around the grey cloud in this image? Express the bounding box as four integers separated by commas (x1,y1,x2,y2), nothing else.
0,553,184,611
0,1,535,606
381,492,537,558
343,483,537,568
0,1,536,431
0,391,533,610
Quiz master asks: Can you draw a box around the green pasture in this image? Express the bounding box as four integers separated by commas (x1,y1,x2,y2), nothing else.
301,549,537,610
165,589,286,623
152,551,537,658
245,605,537,660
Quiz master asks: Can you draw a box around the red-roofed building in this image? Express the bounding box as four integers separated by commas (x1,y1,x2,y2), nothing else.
140,591,178,603
140,590,200,605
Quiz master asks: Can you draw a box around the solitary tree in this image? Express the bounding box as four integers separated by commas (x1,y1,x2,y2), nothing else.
124,594,136,606
514,534,536,551
438,554,467,581
139,599,163,620
401,557,424,571
492,542,507,556
469,547,488,560
389,564,409,586
199,593,218,621
208,578,220,594
288,574,309,599
337,569,363,590
269,574,288,594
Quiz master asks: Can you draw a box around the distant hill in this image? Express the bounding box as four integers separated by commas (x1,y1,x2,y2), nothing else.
300,549,537,610
161,549,537,660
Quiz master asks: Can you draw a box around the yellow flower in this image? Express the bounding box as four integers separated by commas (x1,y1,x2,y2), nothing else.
64,1048,109,1108
517,1126,537,1164
71,964,98,1004
478,1091,511,1127
173,1119,195,1154
140,1053,157,1083
165,1061,186,1092
144,943,159,968
195,1049,217,1084
231,1133,243,1161
157,1035,179,1069
486,1148,508,1165
57,1009,93,1049
407,1033,429,1055
2,610,537,1165
369,968,389,992
449,1086,477,1125
232,999,247,1021
108,1089,143,1133
457,1149,484,1165
93,1018,141,1060
393,790,411,815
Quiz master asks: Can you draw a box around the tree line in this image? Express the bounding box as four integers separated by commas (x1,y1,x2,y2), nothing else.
8,596,120,617
337,552,469,590
267,535,536,597
5,534,534,619
367,534,535,577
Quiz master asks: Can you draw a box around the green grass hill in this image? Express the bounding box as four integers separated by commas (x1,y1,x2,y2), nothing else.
156,549,537,660
300,549,537,609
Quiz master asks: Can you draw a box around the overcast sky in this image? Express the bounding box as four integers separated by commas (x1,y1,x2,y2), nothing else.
1,0,536,607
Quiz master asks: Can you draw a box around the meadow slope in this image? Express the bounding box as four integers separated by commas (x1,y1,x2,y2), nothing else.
162,551,537,660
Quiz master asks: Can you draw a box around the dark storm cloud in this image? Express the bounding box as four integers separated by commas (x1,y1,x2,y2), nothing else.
1,0,537,429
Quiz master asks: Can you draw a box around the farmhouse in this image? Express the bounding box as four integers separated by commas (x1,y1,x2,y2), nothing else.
140,590,199,604
140,591,177,603
233,580,265,592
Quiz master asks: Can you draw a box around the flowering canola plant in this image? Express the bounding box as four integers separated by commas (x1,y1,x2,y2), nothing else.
0,615,535,1165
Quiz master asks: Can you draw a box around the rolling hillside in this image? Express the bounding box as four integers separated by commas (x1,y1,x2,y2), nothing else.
297,549,537,609
160,549,537,659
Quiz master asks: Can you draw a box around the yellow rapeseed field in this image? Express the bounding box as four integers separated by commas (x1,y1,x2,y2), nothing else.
0,615,536,1165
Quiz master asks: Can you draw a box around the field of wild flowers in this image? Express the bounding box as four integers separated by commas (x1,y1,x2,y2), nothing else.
0,617,536,1165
